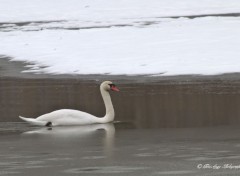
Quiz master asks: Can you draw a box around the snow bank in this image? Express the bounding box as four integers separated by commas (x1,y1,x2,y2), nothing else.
1,0,240,22
0,0,240,76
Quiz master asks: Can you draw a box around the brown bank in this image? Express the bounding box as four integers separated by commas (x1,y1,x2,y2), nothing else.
1,56,240,128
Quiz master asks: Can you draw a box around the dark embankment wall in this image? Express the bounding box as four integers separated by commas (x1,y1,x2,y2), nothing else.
1,78,240,128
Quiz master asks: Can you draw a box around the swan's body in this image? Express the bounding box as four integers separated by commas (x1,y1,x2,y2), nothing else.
19,81,119,126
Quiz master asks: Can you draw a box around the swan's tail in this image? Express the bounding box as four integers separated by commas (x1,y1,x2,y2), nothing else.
19,116,48,126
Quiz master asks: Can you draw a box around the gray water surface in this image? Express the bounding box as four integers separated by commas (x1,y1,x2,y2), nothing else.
1,122,240,176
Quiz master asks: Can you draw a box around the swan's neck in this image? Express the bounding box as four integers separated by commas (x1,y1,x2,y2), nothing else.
97,88,115,123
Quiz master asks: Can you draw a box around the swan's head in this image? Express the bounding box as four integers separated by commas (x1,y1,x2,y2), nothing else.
101,81,120,92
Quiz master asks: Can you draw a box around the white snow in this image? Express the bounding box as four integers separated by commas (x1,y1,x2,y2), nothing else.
1,0,240,22
0,0,240,76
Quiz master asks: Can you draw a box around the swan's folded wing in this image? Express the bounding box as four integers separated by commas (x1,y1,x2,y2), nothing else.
35,109,97,126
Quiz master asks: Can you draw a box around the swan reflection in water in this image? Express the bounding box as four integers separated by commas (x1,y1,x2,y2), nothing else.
21,123,115,157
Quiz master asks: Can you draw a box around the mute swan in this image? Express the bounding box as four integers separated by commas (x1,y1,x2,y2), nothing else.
19,81,119,126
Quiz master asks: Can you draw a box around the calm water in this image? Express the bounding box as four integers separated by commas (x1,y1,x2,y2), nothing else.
1,122,240,175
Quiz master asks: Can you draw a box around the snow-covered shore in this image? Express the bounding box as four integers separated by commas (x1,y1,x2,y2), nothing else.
0,0,240,76
1,0,240,22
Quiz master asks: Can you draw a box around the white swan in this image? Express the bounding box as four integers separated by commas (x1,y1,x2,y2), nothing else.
19,81,119,126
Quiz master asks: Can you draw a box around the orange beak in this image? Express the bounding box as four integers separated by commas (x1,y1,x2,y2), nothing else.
111,85,120,92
